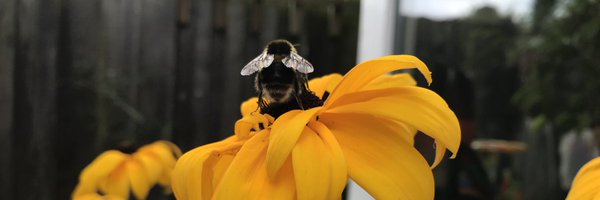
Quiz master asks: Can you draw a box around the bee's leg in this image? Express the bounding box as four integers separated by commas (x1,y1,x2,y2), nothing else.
293,92,305,110
302,74,310,91
256,73,270,113
257,93,264,112
258,91,270,113
293,73,306,110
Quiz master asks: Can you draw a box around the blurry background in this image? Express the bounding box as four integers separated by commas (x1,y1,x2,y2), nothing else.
0,0,598,199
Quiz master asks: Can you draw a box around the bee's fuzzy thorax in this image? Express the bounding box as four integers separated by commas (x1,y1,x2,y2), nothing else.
265,39,296,55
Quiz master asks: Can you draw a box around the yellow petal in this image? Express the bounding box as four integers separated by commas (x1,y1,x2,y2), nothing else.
135,152,163,185
241,97,259,117
308,73,343,98
79,150,129,182
235,115,261,139
203,142,246,198
211,153,235,187
104,194,127,200
99,162,130,199
321,113,434,199
138,141,181,189
127,159,152,199
158,169,172,190
267,108,320,178
235,112,272,140
214,130,297,200
72,150,129,198
145,142,178,176
291,126,332,200
73,193,104,200
321,112,417,146
171,136,243,200
363,73,417,90
162,140,183,158
150,141,182,188
325,86,461,166
72,186,94,199
307,121,348,199
567,157,600,200
72,180,97,199
324,55,432,108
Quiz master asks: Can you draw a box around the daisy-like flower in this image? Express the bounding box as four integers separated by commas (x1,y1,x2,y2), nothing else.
567,157,600,199
172,55,461,199
72,141,182,200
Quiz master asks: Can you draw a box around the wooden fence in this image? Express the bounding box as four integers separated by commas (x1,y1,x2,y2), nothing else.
0,0,359,199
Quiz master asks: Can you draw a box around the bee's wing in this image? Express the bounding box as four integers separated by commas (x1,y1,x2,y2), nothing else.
241,55,261,76
283,52,314,74
241,54,274,76
263,54,275,68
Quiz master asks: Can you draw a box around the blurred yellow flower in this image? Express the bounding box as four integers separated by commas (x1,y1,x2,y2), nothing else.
72,141,182,200
567,157,600,199
73,193,125,200
172,55,461,200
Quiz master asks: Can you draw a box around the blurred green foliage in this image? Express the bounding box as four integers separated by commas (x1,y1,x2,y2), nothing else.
515,0,600,132
464,7,521,139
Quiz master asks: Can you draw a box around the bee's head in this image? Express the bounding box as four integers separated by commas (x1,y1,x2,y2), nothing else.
266,40,293,55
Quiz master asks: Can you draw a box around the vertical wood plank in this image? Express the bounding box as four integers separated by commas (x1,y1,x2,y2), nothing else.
173,1,195,150
241,1,261,100
189,0,217,145
137,0,177,143
206,0,227,140
100,0,143,146
55,0,103,198
219,0,247,136
260,3,279,45
0,0,15,198
173,0,216,150
12,0,61,198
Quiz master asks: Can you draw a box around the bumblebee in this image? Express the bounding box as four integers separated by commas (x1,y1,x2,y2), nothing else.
241,39,322,117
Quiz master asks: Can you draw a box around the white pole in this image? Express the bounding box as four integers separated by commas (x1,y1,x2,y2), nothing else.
356,0,398,63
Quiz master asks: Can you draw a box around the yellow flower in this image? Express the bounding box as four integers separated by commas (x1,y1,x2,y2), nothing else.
73,193,125,200
567,157,600,199
72,141,182,200
172,55,461,200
